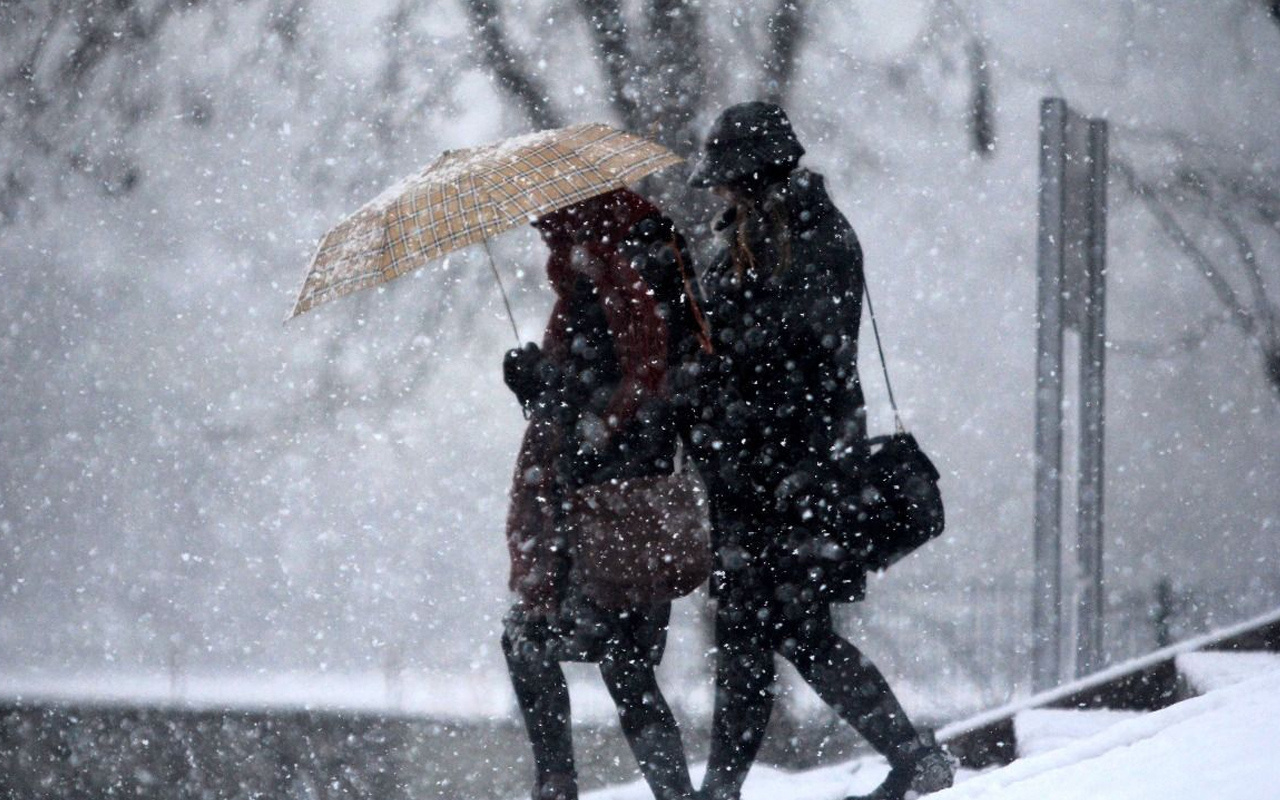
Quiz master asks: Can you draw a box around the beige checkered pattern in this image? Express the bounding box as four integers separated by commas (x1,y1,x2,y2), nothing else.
288,123,682,319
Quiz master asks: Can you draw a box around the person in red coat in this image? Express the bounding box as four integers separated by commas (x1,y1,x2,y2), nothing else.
501,189,701,800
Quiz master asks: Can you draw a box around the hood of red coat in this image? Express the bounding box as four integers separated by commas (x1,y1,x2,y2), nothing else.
533,188,660,296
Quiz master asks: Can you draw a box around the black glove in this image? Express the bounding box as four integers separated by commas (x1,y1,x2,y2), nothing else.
503,342,548,410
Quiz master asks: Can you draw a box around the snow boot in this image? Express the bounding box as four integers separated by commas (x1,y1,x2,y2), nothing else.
533,772,578,800
845,735,956,800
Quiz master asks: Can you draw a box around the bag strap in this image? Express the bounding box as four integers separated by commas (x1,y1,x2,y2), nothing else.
864,280,906,435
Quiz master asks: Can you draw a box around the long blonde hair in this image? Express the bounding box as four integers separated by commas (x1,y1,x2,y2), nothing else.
729,196,792,281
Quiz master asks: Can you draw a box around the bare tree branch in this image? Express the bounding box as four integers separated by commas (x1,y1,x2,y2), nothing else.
1165,167,1280,366
266,0,307,48
646,0,706,155
1215,169,1280,230
1115,159,1258,338
1217,210,1280,391
575,0,644,132
60,1,191,86
0,1,210,217
968,36,995,156
1116,157,1280,396
461,0,564,131
760,0,805,106
1,3,58,101
1216,211,1279,354
1108,310,1234,359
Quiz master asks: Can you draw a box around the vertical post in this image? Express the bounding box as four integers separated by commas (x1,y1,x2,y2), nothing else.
1033,98,1067,692
1075,119,1108,677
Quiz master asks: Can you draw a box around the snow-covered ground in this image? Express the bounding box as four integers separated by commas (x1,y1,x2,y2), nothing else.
931,659,1280,800
0,667,645,723
5,639,1277,800
0,662,720,728
589,650,1280,800
0,668,504,720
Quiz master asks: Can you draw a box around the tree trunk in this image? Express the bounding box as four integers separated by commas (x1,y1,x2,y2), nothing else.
462,0,564,131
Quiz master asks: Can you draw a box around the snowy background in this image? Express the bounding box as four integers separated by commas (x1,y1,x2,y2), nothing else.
2,0,1279,787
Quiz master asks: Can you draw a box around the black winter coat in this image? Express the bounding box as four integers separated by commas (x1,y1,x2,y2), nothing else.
688,169,870,600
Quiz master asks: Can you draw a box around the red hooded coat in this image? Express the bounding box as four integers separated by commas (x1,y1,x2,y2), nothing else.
505,189,670,609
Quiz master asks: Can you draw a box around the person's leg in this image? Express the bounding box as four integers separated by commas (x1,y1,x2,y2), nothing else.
598,606,695,800
503,615,578,800
783,603,918,754
700,594,777,800
782,603,953,799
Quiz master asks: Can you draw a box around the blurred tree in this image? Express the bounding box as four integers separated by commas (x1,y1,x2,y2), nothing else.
1,0,1003,224
460,0,815,221
0,0,240,223
1115,156,1280,397
967,37,996,157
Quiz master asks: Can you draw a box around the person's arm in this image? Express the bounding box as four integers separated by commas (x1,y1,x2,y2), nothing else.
506,417,570,617
774,203,864,414
508,525,569,617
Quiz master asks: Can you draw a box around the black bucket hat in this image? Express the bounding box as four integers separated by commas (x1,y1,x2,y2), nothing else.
688,101,805,189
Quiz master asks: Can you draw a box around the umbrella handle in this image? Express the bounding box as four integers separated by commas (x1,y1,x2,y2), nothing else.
481,238,522,346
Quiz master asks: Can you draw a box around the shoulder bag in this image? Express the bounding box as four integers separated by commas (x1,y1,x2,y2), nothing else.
567,448,712,609
847,282,947,573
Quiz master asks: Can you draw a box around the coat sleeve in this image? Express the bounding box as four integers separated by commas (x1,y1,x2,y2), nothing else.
775,229,863,416
766,206,868,506
505,414,569,610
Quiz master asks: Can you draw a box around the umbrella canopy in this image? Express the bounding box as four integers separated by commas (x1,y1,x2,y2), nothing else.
287,122,683,321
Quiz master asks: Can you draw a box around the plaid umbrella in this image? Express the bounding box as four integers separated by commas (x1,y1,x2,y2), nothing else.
286,122,683,332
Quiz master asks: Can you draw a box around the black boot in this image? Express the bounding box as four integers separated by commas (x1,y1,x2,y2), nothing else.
533,772,578,800
845,733,956,800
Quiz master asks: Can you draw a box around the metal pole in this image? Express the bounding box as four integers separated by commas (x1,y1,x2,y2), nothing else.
1033,98,1068,692
1075,119,1108,677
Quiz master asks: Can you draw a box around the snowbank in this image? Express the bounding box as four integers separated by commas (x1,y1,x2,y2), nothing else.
590,649,1280,800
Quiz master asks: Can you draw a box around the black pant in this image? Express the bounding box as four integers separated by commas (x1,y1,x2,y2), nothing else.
701,588,921,800
502,599,694,800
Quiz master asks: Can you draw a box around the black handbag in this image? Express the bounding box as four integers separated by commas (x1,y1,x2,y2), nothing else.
844,283,947,573
854,431,946,572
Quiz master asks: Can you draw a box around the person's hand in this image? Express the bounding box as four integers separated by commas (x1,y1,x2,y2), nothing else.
518,596,559,626
504,600,558,659
503,342,545,408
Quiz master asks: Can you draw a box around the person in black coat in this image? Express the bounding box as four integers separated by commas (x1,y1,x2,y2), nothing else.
684,102,955,800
